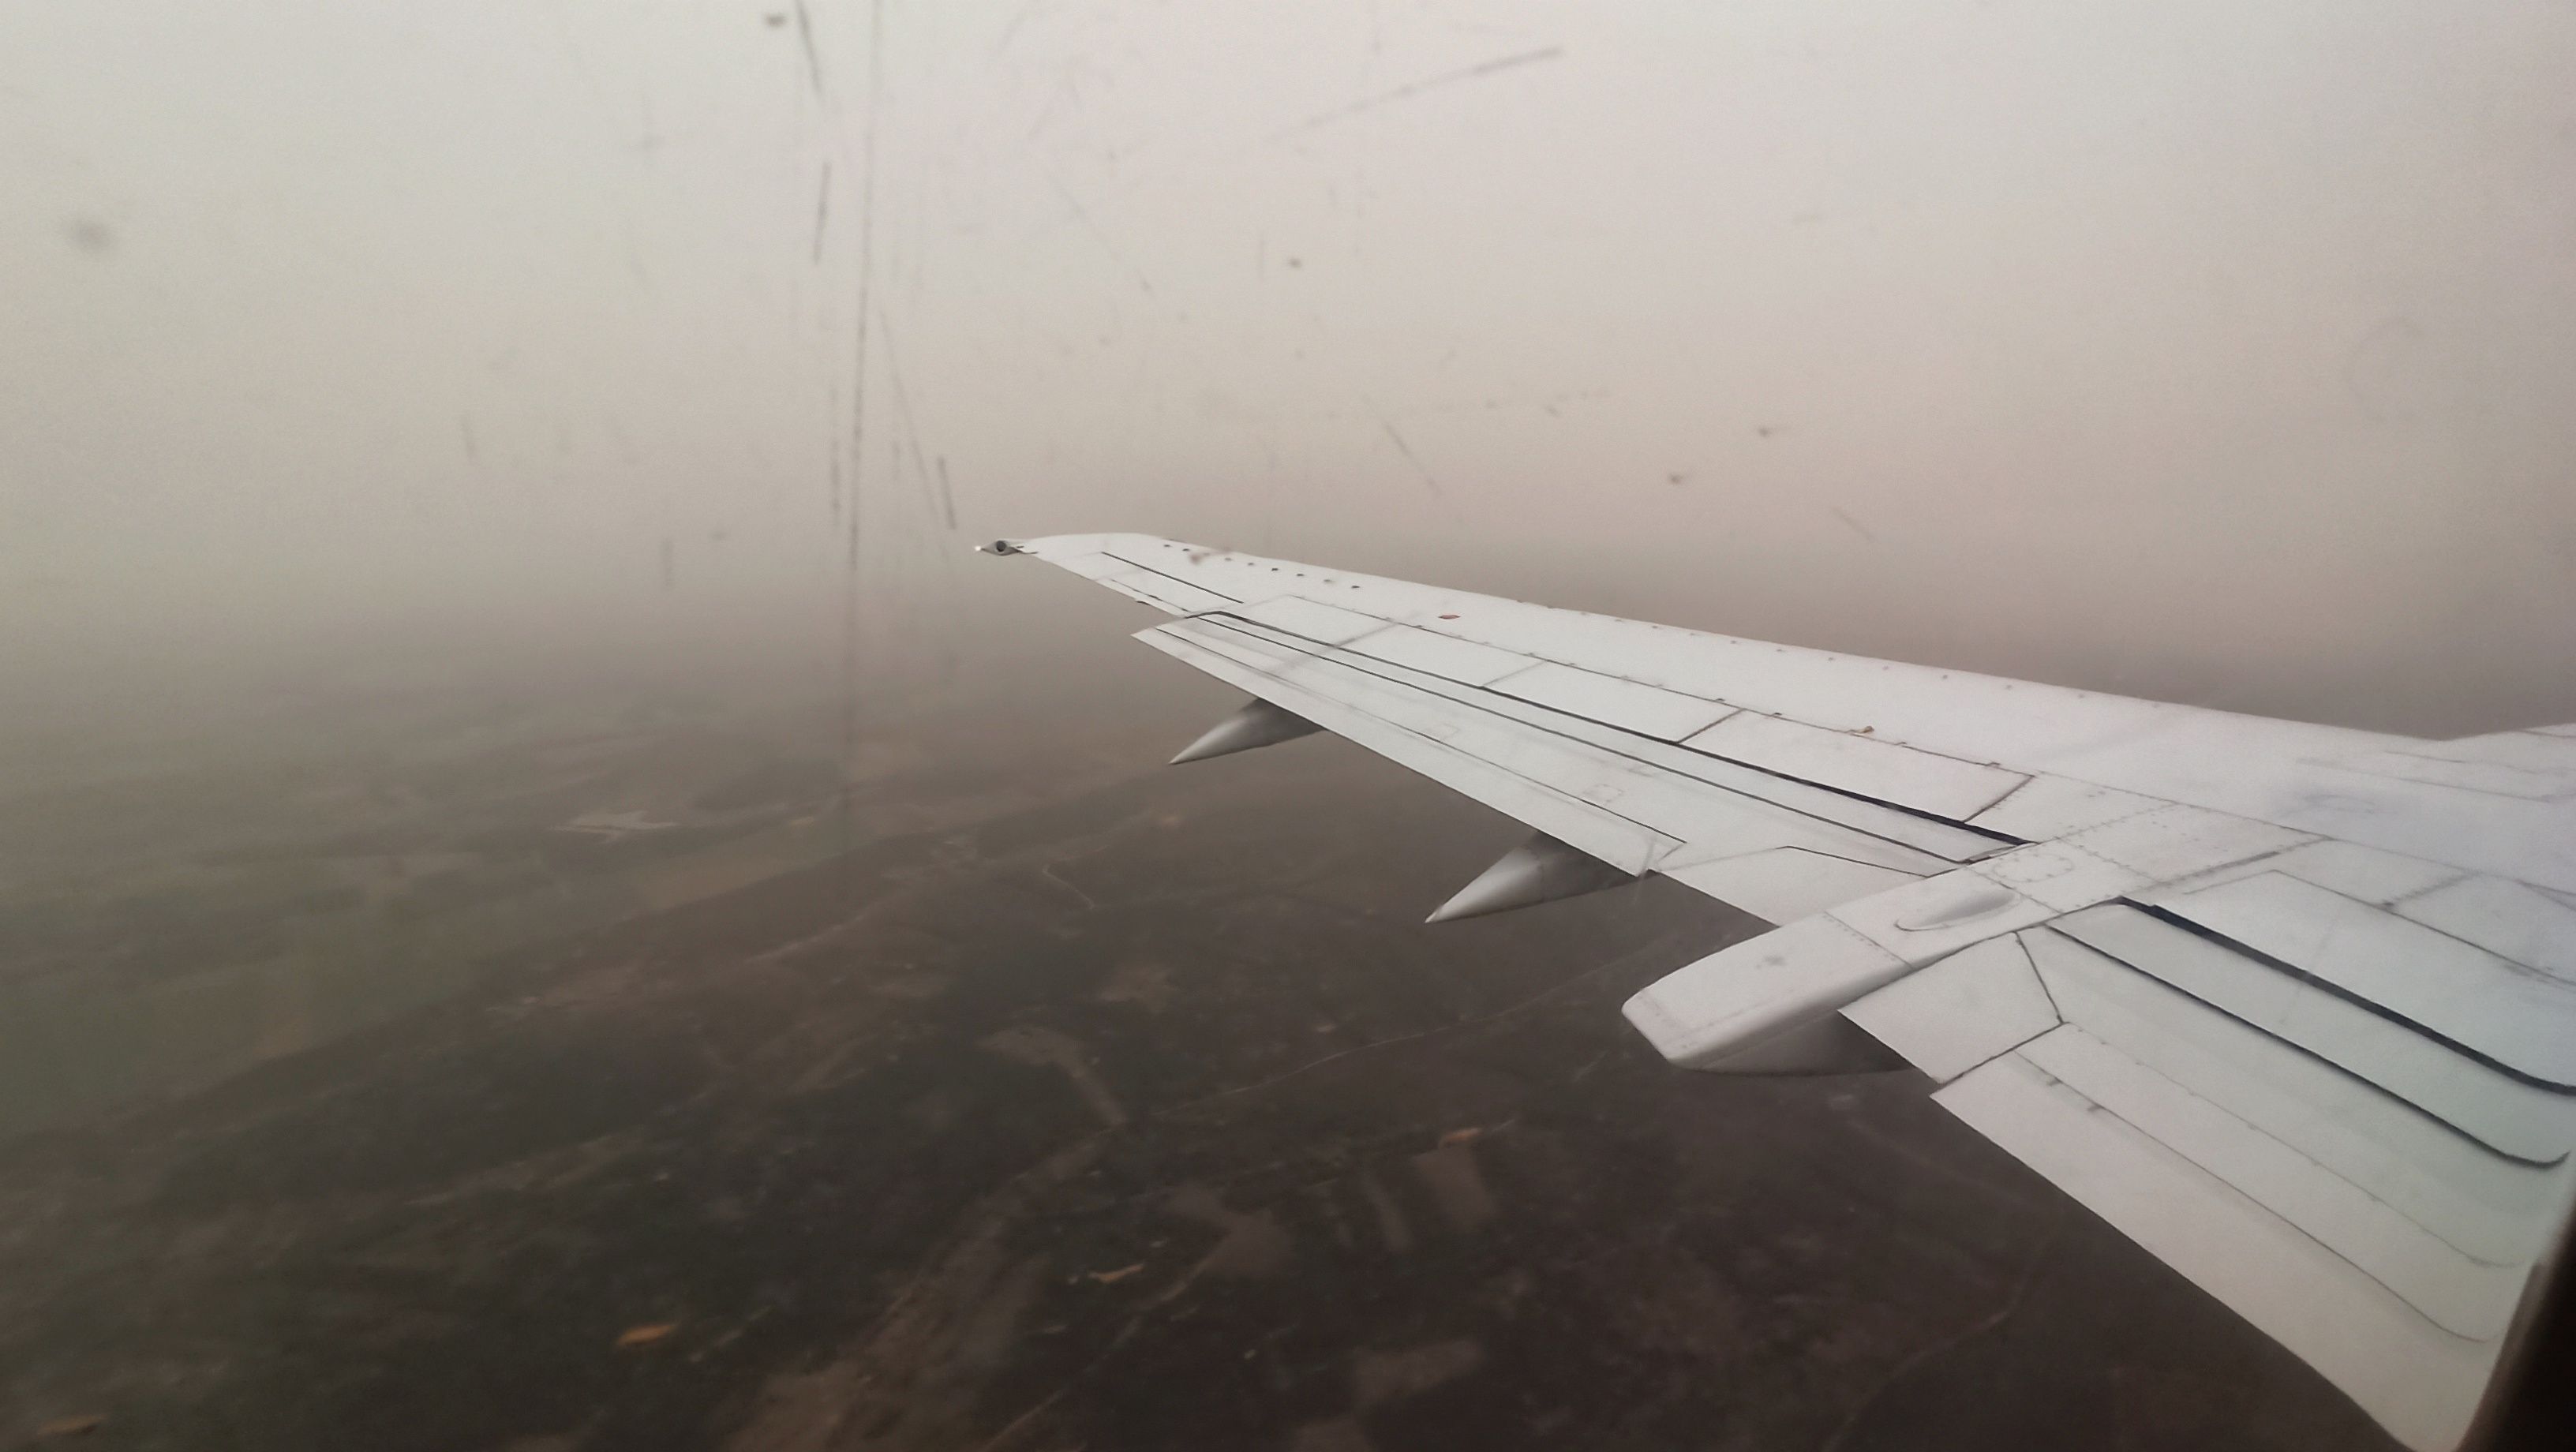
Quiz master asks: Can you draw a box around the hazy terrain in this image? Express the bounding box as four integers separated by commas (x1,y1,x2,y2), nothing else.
0,615,2398,1451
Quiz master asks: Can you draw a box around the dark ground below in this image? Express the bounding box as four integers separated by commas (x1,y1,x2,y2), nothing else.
0,741,2402,1452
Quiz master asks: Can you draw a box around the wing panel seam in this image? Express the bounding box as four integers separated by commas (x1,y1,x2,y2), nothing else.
1144,622,1684,859
2017,1027,2521,1338
2057,916,2573,1167
2127,903,2576,1100
1103,551,1245,604
1192,612,2007,859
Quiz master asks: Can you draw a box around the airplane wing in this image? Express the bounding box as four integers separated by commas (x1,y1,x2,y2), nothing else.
990,533,2576,1451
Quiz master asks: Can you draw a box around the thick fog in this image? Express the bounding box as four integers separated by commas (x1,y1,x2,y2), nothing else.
8,1,2574,734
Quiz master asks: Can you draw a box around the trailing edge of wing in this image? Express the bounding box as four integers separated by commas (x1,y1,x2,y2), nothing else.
1846,925,2576,1450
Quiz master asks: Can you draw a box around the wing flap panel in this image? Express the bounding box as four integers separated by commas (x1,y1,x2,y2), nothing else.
2146,874,2576,1090
2050,905,2576,1162
1404,675,1999,863
2019,1023,2531,1339
1843,934,2060,1083
2266,841,2467,907
1237,595,1388,645
2328,748,2576,803
1137,625,1676,874
1099,566,1234,615
1178,616,1975,878
1344,623,1533,687
1492,661,1735,742
2397,875,2576,983
2024,927,2572,1269
2058,804,2313,881
1970,774,2165,840
1684,710,2028,820
1659,849,1921,926
1936,1053,2502,1452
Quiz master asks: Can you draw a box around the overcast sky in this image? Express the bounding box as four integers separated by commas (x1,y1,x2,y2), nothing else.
6,2,2573,731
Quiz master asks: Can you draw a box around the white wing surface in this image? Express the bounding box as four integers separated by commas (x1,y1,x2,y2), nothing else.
994,533,2576,1450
